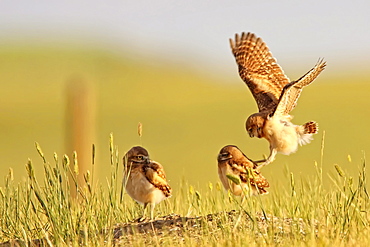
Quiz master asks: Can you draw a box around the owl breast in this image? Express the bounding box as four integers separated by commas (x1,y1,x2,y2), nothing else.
124,170,167,205
264,115,299,155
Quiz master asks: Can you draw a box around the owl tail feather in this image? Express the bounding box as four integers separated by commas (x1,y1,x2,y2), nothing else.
303,121,318,134
297,121,318,146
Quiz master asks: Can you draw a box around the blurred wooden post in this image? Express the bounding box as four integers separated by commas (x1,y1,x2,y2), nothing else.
65,77,95,198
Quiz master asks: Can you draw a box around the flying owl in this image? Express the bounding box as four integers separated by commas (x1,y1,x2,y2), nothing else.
229,32,326,169
217,145,269,196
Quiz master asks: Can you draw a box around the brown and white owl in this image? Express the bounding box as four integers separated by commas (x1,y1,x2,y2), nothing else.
217,145,269,196
123,146,171,219
230,32,326,169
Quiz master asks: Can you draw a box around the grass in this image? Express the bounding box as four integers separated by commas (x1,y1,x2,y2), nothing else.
0,134,369,246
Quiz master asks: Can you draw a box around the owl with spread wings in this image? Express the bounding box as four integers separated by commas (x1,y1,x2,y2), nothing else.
230,32,326,170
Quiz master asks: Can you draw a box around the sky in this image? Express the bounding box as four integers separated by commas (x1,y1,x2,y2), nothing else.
1,0,369,78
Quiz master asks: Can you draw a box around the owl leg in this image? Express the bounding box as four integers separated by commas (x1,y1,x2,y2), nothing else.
254,158,267,163
149,202,156,220
139,203,148,222
256,148,277,171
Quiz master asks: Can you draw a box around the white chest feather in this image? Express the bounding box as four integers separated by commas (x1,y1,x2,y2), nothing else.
264,115,299,155
124,171,166,205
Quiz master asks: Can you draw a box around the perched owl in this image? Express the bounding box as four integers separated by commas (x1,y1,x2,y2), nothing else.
217,145,269,196
230,32,326,169
123,146,171,220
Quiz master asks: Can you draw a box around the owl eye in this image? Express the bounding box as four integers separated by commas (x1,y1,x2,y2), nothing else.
219,152,231,160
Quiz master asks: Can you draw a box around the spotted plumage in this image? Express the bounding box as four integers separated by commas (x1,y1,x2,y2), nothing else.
217,145,269,196
230,32,325,169
123,146,171,219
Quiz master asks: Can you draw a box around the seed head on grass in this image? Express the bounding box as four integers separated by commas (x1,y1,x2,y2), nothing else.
290,172,296,197
26,159,35,179
138,122,143,137
334,164,345,177
348,177,353,188
189,185,194,195
215,182,222,191
8,168,13,182
73,151,79,175
226,174,241,185
109,133,114,166
208,182,213,191
84,170,92,194
92,144,96,165
347,155,352,163
53,152,58,165
195,191,202,201
84,170,91,183
63,154,70,168
35,142,46,163
5,168,14,188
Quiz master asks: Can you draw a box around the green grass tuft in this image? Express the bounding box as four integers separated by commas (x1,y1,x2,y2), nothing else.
0,137,369,246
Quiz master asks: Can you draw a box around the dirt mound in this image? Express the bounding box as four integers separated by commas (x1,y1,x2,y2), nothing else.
0,210,318,246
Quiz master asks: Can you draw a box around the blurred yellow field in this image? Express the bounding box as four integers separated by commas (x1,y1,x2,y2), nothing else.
0,46,369,192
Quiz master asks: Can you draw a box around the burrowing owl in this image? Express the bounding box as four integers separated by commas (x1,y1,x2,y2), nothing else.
230,32,326,169
123,146,171,219
218,145,269,196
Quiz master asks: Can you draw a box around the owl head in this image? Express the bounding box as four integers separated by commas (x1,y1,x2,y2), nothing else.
246,113,266,138
123,146,150,165
218,145,253,163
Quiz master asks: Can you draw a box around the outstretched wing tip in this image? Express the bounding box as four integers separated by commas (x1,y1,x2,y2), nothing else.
272,57,326,116
316,58,327,69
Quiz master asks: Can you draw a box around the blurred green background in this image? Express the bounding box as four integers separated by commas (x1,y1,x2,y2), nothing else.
1,1,369,192
1,45,369,191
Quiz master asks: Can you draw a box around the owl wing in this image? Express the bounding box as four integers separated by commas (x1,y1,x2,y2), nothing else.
230,32,290,112
273,59,326,116
143,161,172,197
230,159,269,190
249,171,270,190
